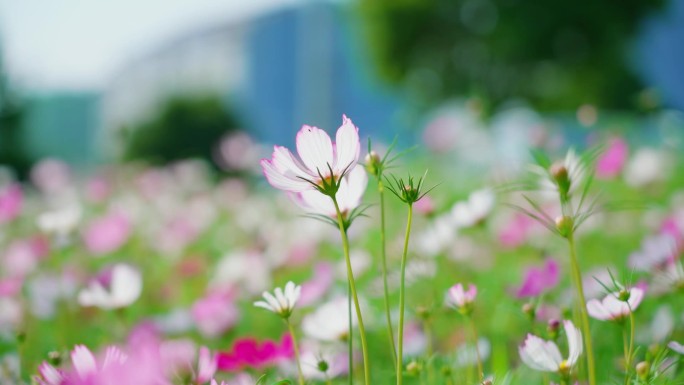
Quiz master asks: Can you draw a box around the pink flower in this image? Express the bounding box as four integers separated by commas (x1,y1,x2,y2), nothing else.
595,137,628,179
447,283,477,310
413,196,435,216
290,166,367,217
498,213,536,248
217,334,294,372
196,346,217,384
0,183,22,223
2,237,48,277
298,263,334,307
82,212,131,255
191,290,239,338
514,258,560,298
260,115,360,193
586,287,644,321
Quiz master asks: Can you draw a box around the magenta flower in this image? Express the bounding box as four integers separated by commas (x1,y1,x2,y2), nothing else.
217,334,294,372
0,183,22,224
586,287,644,321
82,212,131,256
595,137,628,179
260,115,360,193
514,258,560,298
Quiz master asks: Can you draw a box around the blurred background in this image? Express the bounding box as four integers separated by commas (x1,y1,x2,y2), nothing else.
1,0,684,178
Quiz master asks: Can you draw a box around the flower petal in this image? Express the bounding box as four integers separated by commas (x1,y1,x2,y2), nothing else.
564,320,583,366
334,115,360,174
296,125,334,176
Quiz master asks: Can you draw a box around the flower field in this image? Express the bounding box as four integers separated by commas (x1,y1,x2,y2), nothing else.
1,113,684,385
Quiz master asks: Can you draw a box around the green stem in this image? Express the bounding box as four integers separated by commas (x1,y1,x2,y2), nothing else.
286,320,305,385
423,319,434,384
348,281,353,385
567,233,596,385
397,204,414,385
332,197,370,385
624,311,635,385
379,181,398,366
469,317,484,381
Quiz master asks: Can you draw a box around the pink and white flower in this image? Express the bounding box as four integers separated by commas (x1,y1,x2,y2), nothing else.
447,283,477,310
77,264,142,310
196,346,217,384
0,183,22,224
519,320,583,373
260,115,360,193
290,165,367,217
586,287,644,321
669,341,684,355
254,281,301,318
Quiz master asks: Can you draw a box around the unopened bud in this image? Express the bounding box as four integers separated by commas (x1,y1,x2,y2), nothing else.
550,162,571,200
365,151,381,176
48,351,62,366
481,381,492,385
416,306,431,321
618,289,631,302
636,361,650,379
406,360,423,376
317,359,329,373
522,303,536,320
547,319,560,339
555,216,574,238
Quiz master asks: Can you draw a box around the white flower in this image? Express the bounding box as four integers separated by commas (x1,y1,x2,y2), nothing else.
447,283,477,310
624,148,669,187
254,281,301,318
668,341,684,355
519,320,583,373
291,166,368,217
260,115,360,193
37,204,82,237
78,264,142,310
451,189,495,228
302,297,357,341
586,287,644,321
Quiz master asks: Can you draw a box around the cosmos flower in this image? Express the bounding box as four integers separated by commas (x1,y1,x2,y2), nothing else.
260,115,360,193
447,283,477,313
0,183,22,224
301,297,357,342
595,137,628,179
668,341,684,355
451,189,495,228
536,149,586,197
253,281,301,319
628,234,677,272
191,290,239,338
586,287,644,321
519,320,583,373
217,334,293,372
82,211,132,256
38,345,128,385
290,166,367,217
196,346,217,384
77,264,142,310
514,258,560,298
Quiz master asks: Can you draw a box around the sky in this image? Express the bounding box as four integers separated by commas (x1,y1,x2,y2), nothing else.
0,0,299,91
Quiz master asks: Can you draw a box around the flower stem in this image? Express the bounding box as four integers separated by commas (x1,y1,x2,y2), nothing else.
423,319,434,384
379,180,398,366
624,311,635,385
469,316,484,381
332,197,370,385
348,280,353,385
567,233,596,385
286,320,305,385
397,204,414,385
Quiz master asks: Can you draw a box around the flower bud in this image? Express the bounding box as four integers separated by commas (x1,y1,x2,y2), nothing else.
636,361,650,379
522,303,536,320
547,319,560,339
48,351,62,366
481,381,493,385
416,306,432,321
365,151,381,176
406,360,423,376
550,162,571,200
317,359,330,373
618,289,631,302
555,216,574,238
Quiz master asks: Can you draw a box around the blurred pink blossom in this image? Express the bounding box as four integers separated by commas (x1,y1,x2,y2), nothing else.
191,290,239,338
0,183,22,223
514,258,560,298
217,334,293,372
413,196,435,216
595,137,628,179
498,213,536,248
2,237,49,278
31,159,72,194
85,177,111,203
82,212,131,255
298,262,334,307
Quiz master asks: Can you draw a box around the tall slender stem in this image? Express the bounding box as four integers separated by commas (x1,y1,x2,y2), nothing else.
397,204,414,385
469,317,484,381
348,281,353,385
567,233,596,385
286,320,305,385
624,311,635,385
379,180,398,365
423,319,434,384
332,197,370,385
